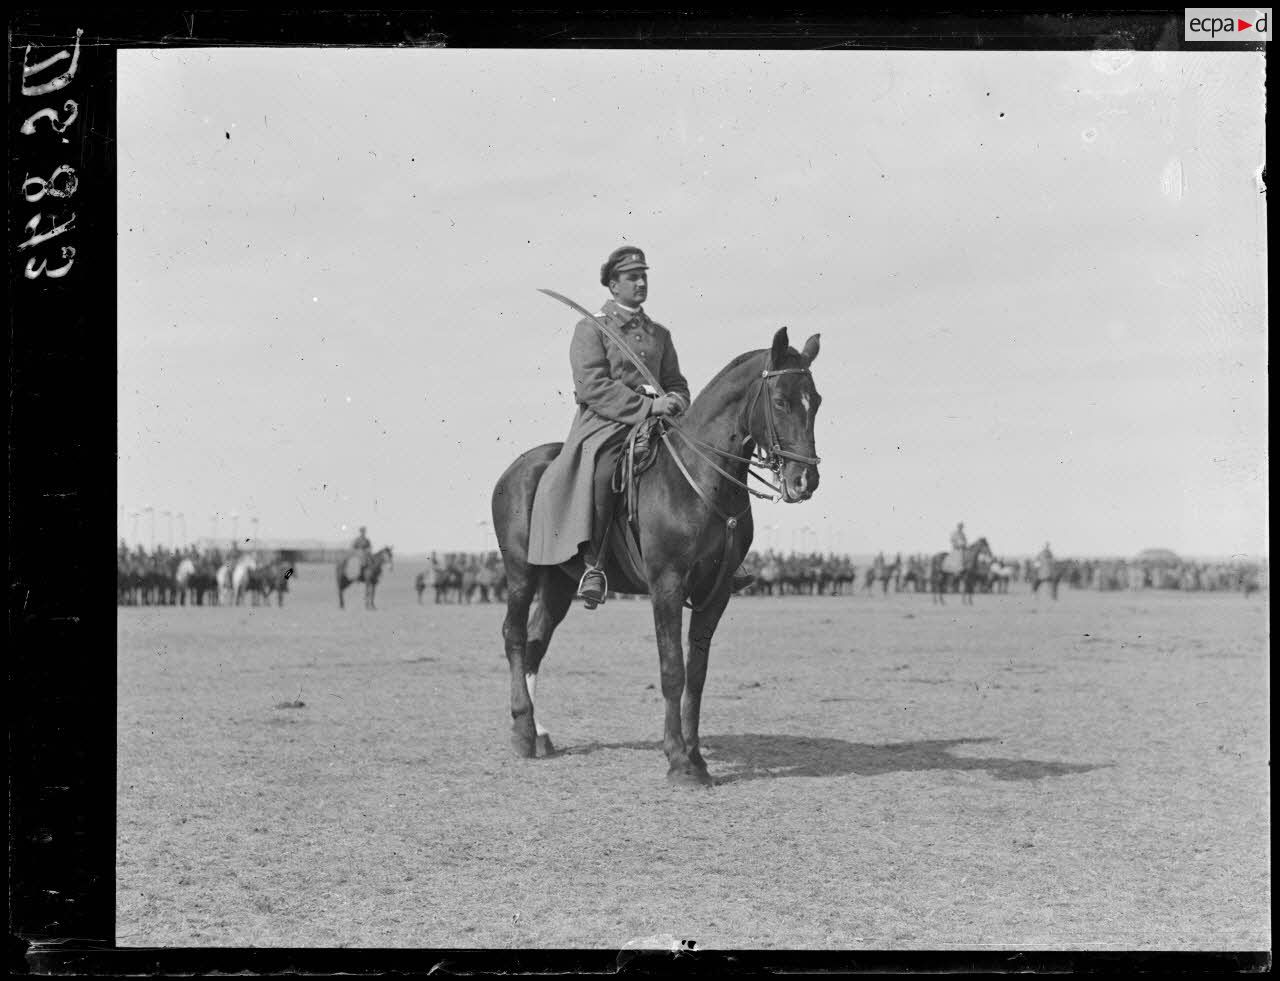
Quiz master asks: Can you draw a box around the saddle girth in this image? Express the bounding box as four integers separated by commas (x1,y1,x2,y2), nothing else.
611,417,746,613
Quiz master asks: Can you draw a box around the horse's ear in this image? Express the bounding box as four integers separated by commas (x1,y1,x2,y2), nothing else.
770,327,790,368
801,333,820,366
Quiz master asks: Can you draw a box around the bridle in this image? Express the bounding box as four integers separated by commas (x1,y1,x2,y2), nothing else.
743,366,823,475
664,364,821,507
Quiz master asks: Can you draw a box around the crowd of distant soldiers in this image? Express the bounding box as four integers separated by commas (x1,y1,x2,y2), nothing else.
415,549,1264,604
736,551,1264,598
116,542,294,607
118,542,1265,608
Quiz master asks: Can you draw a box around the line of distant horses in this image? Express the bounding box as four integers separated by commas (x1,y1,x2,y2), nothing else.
408,543,1022,607
413,552,508,605
118,544,1260,610
409,544,1021,606
742,540,1029,604
117,553,294,607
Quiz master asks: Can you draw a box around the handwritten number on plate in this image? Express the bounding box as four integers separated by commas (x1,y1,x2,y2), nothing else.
21,100,80,136
21,28,84,97
23,166,79,204
18,212,77,252
25,247,77,280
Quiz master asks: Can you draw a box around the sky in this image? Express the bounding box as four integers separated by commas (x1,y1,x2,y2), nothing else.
117,47,1267,559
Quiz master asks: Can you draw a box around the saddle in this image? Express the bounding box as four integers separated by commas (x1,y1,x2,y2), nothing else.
596,416,753,603
344,555,366,581
940,548,965,576
613,415,663,493
599,417,665,591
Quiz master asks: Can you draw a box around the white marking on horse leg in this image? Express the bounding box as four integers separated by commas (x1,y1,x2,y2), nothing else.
525,672,548,736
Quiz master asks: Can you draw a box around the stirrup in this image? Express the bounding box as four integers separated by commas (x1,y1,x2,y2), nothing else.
577,566,608,608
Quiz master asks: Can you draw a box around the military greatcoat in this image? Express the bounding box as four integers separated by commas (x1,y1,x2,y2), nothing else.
527,299,691,567
947,527,968,574
1036,548,1055,579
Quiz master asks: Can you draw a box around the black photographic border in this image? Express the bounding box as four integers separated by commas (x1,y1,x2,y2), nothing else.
9,10,1267,976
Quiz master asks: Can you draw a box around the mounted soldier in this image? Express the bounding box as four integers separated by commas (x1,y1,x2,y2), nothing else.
1036,541,1055,580
526,246,752,608
350,526,373,578
947,521,967,575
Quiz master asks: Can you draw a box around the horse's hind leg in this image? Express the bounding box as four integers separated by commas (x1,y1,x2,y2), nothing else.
523,572,575,757
503,562,542,758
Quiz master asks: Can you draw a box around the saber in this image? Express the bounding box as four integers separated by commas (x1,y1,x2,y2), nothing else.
537,288,666,396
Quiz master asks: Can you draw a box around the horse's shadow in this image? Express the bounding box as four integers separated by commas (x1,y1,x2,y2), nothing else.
563,734,1106,786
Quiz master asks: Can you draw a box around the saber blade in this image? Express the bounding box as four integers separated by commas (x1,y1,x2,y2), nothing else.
537,287,665,395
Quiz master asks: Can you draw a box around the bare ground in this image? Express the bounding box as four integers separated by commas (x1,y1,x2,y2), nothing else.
117,565,1270,949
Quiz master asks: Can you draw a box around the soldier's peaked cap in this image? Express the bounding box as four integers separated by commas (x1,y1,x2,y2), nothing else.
600,246,648,286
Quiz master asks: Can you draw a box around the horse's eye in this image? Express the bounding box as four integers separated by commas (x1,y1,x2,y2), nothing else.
773,398,789,410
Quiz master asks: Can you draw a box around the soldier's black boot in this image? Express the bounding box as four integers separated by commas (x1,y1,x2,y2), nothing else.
579,447,625,610
577,562,608,609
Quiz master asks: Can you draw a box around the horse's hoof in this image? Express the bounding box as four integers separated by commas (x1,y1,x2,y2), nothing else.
535,733,556,757
511,729,537,759
667,762,714,788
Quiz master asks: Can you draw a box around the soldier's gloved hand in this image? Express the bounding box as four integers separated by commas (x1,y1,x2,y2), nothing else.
649,394,683,417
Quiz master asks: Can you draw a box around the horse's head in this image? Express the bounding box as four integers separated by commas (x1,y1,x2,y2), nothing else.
750,327,822,503
380,545,394,571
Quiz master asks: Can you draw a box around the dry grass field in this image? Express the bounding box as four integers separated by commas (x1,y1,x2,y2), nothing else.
117,562,1269,950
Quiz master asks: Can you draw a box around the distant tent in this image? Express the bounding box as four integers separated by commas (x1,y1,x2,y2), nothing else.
1136,548,1180,564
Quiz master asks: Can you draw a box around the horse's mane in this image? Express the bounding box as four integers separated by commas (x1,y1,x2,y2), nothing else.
700,348,767,393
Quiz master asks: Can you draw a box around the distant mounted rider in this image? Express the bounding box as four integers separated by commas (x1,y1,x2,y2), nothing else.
948,522,967,573
351,526,373,577
1037,541,1055,579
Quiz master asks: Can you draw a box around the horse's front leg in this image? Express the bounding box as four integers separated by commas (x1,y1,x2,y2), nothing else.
651,574,709,787
684,588,731,781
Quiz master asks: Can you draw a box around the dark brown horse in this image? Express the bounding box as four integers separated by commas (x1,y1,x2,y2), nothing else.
492,328,821,787
430,555,464,604
251,560,295,607
867,552,900,596
336,546,393,610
